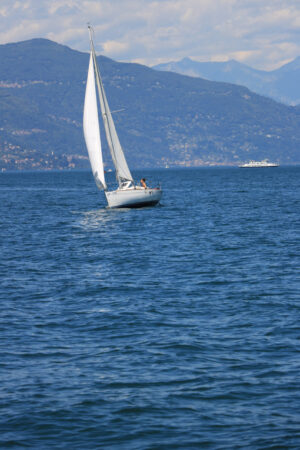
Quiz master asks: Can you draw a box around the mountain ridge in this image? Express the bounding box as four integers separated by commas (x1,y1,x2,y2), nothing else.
153,57,300,105
0,39,299,171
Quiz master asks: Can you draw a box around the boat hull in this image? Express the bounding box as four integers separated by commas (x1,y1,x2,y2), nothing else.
238,159,279,168
239,164,279,168
105,188,162,208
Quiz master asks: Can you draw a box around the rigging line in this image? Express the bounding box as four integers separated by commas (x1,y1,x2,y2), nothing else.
111,108,125,114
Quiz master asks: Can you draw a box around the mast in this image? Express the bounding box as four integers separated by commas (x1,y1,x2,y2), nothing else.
88,26,133,188
83,35,107,191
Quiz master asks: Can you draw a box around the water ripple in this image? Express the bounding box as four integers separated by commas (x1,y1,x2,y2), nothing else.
0,168,299,449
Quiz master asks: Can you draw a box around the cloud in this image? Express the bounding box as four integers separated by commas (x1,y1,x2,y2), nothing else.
102,40,130,56
0,0,299,70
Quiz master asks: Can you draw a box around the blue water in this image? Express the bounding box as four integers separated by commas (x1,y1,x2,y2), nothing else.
1,167,299,449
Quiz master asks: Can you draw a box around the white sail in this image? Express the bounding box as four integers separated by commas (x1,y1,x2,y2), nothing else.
91,51,133,186
83,52,107,190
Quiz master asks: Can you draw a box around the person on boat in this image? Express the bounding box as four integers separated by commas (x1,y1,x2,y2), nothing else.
140,178,147,189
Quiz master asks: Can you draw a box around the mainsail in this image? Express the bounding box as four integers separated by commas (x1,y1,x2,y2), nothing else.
83,52,107,190
89,29,133,187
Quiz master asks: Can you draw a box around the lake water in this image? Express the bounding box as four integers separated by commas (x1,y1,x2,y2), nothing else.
1,167,299,449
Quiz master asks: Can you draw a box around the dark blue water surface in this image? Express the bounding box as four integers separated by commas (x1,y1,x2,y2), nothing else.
1,167,299,449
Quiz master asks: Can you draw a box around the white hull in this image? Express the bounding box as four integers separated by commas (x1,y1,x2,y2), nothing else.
239,159,279,168
105,187,162,208
239,164,279,168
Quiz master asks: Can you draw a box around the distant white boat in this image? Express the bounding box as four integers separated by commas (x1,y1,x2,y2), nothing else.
83,26,162,208
239,159,279,168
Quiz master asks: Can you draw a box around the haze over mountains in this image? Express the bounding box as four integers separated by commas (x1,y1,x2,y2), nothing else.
0,39,299,171
153,57,300,106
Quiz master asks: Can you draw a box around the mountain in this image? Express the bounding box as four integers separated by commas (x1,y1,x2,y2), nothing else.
153,57,300,105
0,39,300,171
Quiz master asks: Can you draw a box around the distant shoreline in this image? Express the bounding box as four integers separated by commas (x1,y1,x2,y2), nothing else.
1,164,300,174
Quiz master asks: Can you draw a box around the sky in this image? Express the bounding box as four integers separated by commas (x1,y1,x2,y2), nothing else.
0,0,299,70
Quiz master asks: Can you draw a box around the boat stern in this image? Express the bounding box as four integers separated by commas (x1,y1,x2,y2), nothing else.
105,187,162,208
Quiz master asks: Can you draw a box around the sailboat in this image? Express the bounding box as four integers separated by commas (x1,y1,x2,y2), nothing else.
83,26,162,208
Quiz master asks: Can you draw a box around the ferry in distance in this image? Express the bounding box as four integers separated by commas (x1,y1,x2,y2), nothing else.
239,159,279,168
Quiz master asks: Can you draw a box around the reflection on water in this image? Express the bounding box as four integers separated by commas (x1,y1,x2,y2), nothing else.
75,207,131,231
